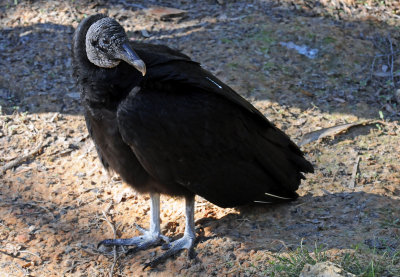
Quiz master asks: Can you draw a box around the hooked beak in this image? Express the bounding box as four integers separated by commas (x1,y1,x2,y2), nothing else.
119,43,146,76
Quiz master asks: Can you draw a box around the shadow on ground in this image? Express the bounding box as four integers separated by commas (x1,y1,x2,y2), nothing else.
2,178,398,274
0,0,399,120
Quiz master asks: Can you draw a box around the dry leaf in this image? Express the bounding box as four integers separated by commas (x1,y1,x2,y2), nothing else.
22,262,35,268
299,121,381,146
299,89,315,97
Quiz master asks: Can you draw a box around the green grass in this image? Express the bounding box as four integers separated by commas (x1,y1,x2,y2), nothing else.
377,207,400,228
306,33,317,40
220,38,233,44
264,241,328,276
251,29,276,57
263,61,276,71
323,36,337,44
252,30,276,44
339,243,400,276
227,62,239,69
261,240,400,276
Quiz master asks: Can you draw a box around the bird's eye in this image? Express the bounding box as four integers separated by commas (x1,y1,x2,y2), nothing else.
101,38,110,45
91,40,98,46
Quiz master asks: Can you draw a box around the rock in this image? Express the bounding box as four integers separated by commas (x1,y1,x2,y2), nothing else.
279,41,319,59
15,233,31,244
300,262,355,277
66,92,80,99
395,89,400,103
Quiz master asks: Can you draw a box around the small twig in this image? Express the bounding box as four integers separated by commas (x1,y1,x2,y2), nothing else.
387,34,395,87
63,260,86,275
48,112,59,123
225,267,239,275
101,211,117,239
349,156,361,189
47,148,75,157
0,138,46,177
0,250,30,262
104,202,114,214
385,10,400,19
272,239,289,251
0,200,55,219
321,188,332,195
294,202,307,208
2,154,19,162
195,202,210,207
370,34,399,87
367,51,400,58
372,35,387,53
370,54,378,80
80,245,104,256
101,211,118,277
19,250,41,261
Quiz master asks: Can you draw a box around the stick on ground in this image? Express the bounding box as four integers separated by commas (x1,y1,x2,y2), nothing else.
101,210,118,277
349,156,361,189
0,137,46,177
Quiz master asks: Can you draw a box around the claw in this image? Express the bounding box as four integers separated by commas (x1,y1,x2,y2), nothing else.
143,233,196,269
134,222,170,244
133,223,147,234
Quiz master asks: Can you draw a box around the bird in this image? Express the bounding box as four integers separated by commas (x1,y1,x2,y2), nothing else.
72,14,314,268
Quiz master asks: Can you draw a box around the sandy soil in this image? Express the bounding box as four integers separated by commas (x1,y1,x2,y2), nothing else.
0,0,399,276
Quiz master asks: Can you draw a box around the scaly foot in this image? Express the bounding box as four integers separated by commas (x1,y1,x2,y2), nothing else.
98,223,170,253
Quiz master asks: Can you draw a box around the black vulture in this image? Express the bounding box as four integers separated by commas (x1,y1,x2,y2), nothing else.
72,14,314,267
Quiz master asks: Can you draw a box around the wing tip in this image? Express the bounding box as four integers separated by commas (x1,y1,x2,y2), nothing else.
264,192,295,200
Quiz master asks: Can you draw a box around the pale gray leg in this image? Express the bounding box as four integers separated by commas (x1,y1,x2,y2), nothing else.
98,192,169,251
144,195,196,268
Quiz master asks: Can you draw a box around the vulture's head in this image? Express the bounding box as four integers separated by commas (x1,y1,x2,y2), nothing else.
85,17,146,76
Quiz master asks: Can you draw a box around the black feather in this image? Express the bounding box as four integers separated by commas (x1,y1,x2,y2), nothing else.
72,14,314,208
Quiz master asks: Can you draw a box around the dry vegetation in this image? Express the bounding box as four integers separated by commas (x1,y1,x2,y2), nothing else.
0,0,399,276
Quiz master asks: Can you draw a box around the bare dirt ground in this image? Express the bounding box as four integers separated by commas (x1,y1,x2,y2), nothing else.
0,0,399,276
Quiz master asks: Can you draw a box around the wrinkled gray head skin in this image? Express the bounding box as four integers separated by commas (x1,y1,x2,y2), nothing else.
85,17,146,75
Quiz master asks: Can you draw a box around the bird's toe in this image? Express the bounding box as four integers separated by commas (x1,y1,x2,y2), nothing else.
144,234,196,269
98,229,168,254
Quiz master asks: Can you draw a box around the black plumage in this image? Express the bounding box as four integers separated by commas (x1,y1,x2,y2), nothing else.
72,14,313,267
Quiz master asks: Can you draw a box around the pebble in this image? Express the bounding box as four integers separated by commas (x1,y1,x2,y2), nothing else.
300,262,355,277
15,233,31,243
